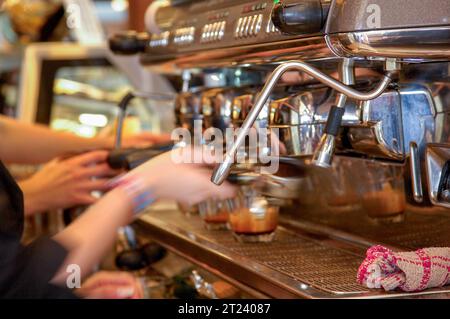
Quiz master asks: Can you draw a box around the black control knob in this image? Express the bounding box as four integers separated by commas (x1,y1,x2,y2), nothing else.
108,31,150,55
271,1,324,35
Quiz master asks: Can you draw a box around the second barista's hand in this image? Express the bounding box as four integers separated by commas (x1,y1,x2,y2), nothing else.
19,150,117,216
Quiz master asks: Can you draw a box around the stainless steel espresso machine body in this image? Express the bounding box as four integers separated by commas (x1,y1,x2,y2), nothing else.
115,0,450,298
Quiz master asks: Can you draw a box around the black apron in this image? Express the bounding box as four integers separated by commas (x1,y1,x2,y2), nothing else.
0,161,76,298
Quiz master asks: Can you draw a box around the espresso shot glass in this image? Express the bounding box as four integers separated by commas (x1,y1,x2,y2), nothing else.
198,199,230,230
226,187,279,243
178,202,199,217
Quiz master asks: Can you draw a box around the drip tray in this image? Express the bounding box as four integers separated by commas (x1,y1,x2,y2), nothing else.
135,208,450,299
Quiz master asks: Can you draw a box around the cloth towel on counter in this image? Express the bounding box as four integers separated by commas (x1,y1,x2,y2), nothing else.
357,245,450,292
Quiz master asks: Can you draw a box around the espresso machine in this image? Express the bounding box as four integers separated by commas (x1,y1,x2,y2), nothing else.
111,0,450,298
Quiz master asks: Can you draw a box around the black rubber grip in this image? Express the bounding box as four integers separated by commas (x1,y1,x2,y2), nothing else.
107,148,139,169
108,32,147,55
118,91,135,111
107,143,174,170
324,106,345,136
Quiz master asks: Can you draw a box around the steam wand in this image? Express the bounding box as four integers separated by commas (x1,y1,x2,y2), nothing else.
211,60,395,185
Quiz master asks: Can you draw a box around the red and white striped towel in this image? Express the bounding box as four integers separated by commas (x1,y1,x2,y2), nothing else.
357,245,450,292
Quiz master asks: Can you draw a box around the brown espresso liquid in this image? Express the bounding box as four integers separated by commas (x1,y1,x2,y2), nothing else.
203,211,229,224
363,189,406,218
229,207,279,235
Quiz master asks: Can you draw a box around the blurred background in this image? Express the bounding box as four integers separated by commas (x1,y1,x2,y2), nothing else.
0,0,175,141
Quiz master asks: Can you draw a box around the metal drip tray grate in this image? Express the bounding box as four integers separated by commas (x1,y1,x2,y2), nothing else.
297,209,450,250
215,232,367,294
138,209,371,296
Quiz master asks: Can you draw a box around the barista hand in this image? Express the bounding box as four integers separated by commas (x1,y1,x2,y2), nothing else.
51,147,237,284
76,271,143,299
123,147,237,208
19,150,117,216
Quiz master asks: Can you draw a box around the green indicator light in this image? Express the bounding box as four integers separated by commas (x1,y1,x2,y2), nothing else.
274,0,280,4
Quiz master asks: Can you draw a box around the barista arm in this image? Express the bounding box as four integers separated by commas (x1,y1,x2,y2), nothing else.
0,115,170,164
51,187,134,284
50,148,237,284
0,115,111,164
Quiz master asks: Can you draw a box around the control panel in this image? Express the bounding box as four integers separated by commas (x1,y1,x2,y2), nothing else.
141,0,330,61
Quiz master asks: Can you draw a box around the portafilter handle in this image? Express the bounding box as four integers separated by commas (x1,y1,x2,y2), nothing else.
210,60,394,185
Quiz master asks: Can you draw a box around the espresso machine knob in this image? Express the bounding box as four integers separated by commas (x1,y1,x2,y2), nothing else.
271,0,324,35
108,31,149,55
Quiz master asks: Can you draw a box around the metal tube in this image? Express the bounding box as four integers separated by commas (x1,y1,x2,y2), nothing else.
338,58,355,86
211,60,394,185
114,90,175,149
115,109,127,149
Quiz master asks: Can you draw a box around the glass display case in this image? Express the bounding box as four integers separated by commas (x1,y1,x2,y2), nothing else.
49,64,161,139
18,42,175,136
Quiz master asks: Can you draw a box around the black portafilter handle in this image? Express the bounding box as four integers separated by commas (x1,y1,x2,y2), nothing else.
115,250,148,271
107,142,174,170
107,148,141,169
115,242,167,271
124,149,165,170
108,31,149,55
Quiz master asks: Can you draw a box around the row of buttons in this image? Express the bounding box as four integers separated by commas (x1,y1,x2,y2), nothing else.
173,27,195,45
201,21,226,43
149,31,170,47
234,14,263,39
266,18,280,34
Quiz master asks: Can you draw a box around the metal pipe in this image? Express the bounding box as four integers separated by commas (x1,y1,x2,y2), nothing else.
338,58,355,86
211,60,394,185
114,90,175,149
